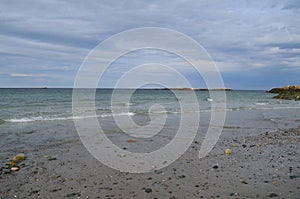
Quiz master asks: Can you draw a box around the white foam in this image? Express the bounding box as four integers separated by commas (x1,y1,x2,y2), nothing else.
6,112,136,123
255,102,268,106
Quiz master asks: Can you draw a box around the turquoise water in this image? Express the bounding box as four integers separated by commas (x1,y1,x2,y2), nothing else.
0,88,300,152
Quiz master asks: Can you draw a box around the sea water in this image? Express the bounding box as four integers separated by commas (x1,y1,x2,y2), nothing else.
0,88,299,152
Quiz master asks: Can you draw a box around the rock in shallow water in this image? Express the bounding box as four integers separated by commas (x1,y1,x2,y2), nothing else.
269,85,300,101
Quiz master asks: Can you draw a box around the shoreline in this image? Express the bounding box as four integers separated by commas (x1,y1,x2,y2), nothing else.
1,127,299,198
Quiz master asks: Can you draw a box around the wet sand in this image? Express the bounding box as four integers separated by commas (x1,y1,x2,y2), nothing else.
1,128,299,198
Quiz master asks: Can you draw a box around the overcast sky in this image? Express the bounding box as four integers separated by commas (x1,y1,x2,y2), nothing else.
0,0,299,89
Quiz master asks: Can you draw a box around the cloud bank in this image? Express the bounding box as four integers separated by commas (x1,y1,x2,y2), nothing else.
0,0,299,89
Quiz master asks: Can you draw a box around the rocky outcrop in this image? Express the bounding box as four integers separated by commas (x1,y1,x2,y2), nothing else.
269,85,300,93
269,85,300,101
161,88,232,91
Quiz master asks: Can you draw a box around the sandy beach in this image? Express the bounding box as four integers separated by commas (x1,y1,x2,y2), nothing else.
1,0,300,198
1,127,299,198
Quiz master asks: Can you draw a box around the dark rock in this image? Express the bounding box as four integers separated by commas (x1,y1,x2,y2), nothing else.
155,170,163,174
2,167,11,174
269,193,278,197
65,193,78,197
23,131,35,134
270,86,300,101
145,188,152,193
268,85,300,93
29,190,39,196
48,157,57,161
178,175,186,179
212,165,219,169
241,180,248,184
289,175,300,179
51,188,61,192
265,132,269,136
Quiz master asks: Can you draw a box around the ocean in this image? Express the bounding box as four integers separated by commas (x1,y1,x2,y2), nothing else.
1,88,300,153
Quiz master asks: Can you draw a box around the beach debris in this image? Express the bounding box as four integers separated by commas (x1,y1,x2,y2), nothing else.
12,153,26,162
224,149,232,155
3,153,26,173
126,139,135,143
10,166,20,171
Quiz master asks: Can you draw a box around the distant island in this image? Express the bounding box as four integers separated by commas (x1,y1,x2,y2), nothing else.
268,85,300,101
159,88,232,91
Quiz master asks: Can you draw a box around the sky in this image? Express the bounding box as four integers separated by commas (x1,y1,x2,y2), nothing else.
0,0,299,89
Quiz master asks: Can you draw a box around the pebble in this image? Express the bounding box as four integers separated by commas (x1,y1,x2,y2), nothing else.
178,175,186,179
65,193,78,197
224,149,232,155
11,167,20,171
48,157,57,161
212,165,219,169
119,154,126,158
269,193,278,197
145,188,152,193
2,167,11,174
289,175,299,179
